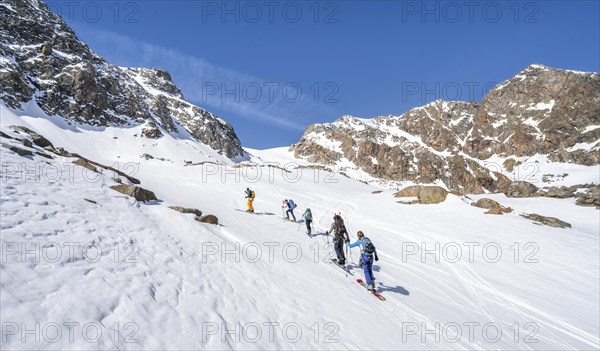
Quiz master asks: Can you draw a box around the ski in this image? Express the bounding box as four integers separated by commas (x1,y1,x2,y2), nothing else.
331,259,354,275
356,279,385,301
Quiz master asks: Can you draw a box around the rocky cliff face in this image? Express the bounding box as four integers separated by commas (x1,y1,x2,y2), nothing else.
291,65,600,194
0,0,245,159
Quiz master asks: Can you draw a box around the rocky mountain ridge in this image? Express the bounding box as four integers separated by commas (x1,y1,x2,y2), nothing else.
291,64,600,194
0,0,245,158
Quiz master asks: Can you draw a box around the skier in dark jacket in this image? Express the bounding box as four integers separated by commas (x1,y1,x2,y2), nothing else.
302,208,313,234
326,214,349,265
348,231,379,291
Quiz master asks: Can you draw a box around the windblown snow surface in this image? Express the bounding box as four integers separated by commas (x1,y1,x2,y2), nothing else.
1,103,599,350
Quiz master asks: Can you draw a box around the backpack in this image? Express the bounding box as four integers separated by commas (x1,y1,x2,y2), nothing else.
363,237,375,255
334,222,347,239
335,215,345,230
288,199,295,209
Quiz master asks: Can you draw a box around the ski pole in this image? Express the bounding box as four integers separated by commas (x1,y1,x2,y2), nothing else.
348,241,354,263
345,241,349,261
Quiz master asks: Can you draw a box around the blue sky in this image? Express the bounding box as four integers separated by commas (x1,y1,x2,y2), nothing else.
46,0,600,149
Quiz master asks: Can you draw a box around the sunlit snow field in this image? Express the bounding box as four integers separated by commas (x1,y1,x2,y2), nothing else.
1,105,599,350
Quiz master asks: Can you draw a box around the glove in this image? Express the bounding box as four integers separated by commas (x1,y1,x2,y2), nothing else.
345,239,350,244
325,230,329,235
375,255,379,261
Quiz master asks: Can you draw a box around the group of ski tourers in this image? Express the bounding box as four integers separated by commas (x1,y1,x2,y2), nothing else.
244,188,380,292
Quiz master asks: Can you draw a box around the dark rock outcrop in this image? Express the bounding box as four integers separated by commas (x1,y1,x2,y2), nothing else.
9,125,54,148
72,158,97,172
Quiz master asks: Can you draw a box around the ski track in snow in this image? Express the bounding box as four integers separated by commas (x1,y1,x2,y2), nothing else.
1,105,599,350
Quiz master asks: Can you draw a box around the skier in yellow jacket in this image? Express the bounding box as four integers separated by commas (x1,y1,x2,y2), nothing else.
245,188,255,213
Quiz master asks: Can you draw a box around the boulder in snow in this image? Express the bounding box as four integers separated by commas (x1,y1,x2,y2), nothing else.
169,206,202,217
505,181,539,198
472,198,502,209
576,185,600,209
484,207,513,215
472,198,513,215
520,213,571,228
540,186,577,198
196,214,218,225
110,184,157,202
395,185,448,204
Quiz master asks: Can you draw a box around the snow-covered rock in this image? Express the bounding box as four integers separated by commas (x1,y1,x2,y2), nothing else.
291,66,600,193
0,0,244,158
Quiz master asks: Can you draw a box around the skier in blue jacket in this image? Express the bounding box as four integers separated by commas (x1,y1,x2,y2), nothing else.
282,199,297,222
348,231,379,291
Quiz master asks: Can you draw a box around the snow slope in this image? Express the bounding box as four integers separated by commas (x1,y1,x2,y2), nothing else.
1,104,599,350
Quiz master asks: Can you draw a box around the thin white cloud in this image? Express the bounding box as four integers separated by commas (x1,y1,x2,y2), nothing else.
76,27,333,131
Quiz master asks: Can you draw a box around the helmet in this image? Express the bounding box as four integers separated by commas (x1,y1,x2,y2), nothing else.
357,231,364,238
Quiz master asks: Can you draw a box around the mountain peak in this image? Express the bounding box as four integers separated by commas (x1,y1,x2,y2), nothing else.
0,0,244,158
292,65,599,193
